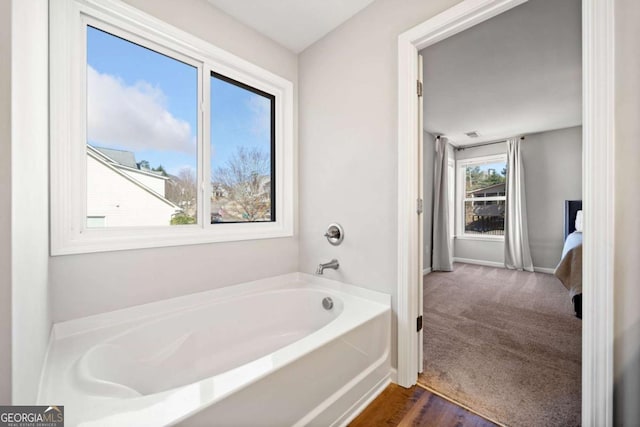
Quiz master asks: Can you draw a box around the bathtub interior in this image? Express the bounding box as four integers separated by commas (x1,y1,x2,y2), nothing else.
75,289,344,397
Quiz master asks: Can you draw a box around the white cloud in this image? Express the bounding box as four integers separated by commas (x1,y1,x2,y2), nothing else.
87,66,194,153
247,94,271,138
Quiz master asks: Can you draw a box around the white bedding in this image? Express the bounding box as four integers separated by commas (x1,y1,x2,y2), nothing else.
561,231,583,259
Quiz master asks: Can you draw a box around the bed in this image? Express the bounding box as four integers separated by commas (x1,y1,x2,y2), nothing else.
554,200,582,318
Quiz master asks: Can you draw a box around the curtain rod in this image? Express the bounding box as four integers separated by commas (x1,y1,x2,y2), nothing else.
435,136,525,151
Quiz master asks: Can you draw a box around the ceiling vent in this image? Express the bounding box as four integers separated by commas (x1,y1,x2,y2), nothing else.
465,131,480,138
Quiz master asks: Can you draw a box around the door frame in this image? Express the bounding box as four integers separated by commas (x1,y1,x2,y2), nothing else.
396,1,614,426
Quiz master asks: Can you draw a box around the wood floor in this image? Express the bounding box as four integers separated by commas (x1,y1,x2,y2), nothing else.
349,383,498,427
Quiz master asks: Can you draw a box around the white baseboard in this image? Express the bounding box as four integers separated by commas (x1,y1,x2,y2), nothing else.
390,367,398,384
453,257,556,274
422,267,432,276
453,257,503,268
334,375,391,427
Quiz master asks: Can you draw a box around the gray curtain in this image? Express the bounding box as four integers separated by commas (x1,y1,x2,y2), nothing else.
432,136,452,271
504,137,534,271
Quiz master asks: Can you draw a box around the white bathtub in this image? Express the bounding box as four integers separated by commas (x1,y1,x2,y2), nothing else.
38,273,391,426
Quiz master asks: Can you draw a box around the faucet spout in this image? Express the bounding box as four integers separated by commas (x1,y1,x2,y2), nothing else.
316,259,339,275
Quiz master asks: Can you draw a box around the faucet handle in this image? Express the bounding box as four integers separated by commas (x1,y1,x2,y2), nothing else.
324,229,338,238
324,223,344,246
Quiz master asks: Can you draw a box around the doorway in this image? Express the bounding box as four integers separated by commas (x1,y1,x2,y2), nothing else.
396,0,614,425
418,2,582,424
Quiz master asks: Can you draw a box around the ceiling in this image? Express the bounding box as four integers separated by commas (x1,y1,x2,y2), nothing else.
206,0,377,53
420,0,582,146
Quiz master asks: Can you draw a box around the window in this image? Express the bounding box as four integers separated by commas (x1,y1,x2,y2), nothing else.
86,26,198,228
210,73,275,224
50,0,293,255
456,155,507,239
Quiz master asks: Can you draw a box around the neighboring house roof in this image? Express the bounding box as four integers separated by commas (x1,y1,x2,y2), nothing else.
87,145,180,210
90,145,169,180
92,146,138,168
468,182,505,196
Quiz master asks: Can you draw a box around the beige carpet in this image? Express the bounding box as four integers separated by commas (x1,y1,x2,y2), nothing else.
419,263,581,427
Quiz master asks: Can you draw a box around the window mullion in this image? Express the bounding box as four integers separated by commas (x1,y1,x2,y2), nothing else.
201,64,212,228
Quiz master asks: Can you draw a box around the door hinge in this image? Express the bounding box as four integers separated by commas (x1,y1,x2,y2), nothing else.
417,315,423,332
416,198,423,215
417,80,423,97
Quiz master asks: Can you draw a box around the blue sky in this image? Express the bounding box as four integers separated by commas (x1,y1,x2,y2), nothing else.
475,162,506,174
210,75,271,176
87,26,271,177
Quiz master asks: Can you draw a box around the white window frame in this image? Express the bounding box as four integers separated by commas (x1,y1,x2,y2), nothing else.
456,154,507,241
50,0,294,255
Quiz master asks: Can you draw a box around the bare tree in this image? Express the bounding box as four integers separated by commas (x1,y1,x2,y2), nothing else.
166,167,197,219
213,146,271,221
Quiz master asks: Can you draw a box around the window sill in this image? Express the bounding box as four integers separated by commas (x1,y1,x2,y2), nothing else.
455,234,505,242
51,222,294,255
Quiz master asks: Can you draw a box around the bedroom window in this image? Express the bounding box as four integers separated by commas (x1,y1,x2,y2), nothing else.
456,155,507,239
50,0,293,255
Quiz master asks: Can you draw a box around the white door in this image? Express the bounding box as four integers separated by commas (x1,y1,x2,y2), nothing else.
417,54,424,374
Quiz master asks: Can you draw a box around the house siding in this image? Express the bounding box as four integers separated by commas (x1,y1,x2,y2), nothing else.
87,155,177,227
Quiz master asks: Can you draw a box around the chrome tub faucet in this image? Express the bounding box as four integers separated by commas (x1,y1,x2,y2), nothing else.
316,259,339,275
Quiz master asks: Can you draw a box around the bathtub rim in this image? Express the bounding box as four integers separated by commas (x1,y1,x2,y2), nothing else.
50,272,390,340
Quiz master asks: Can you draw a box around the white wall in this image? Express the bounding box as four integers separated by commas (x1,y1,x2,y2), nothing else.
423,132,435,271
298,0,461,369
0,0,12,405
454,238,504,265
11,0,51,404
614,0,640,424
522,126,582,269
49,0,299,322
